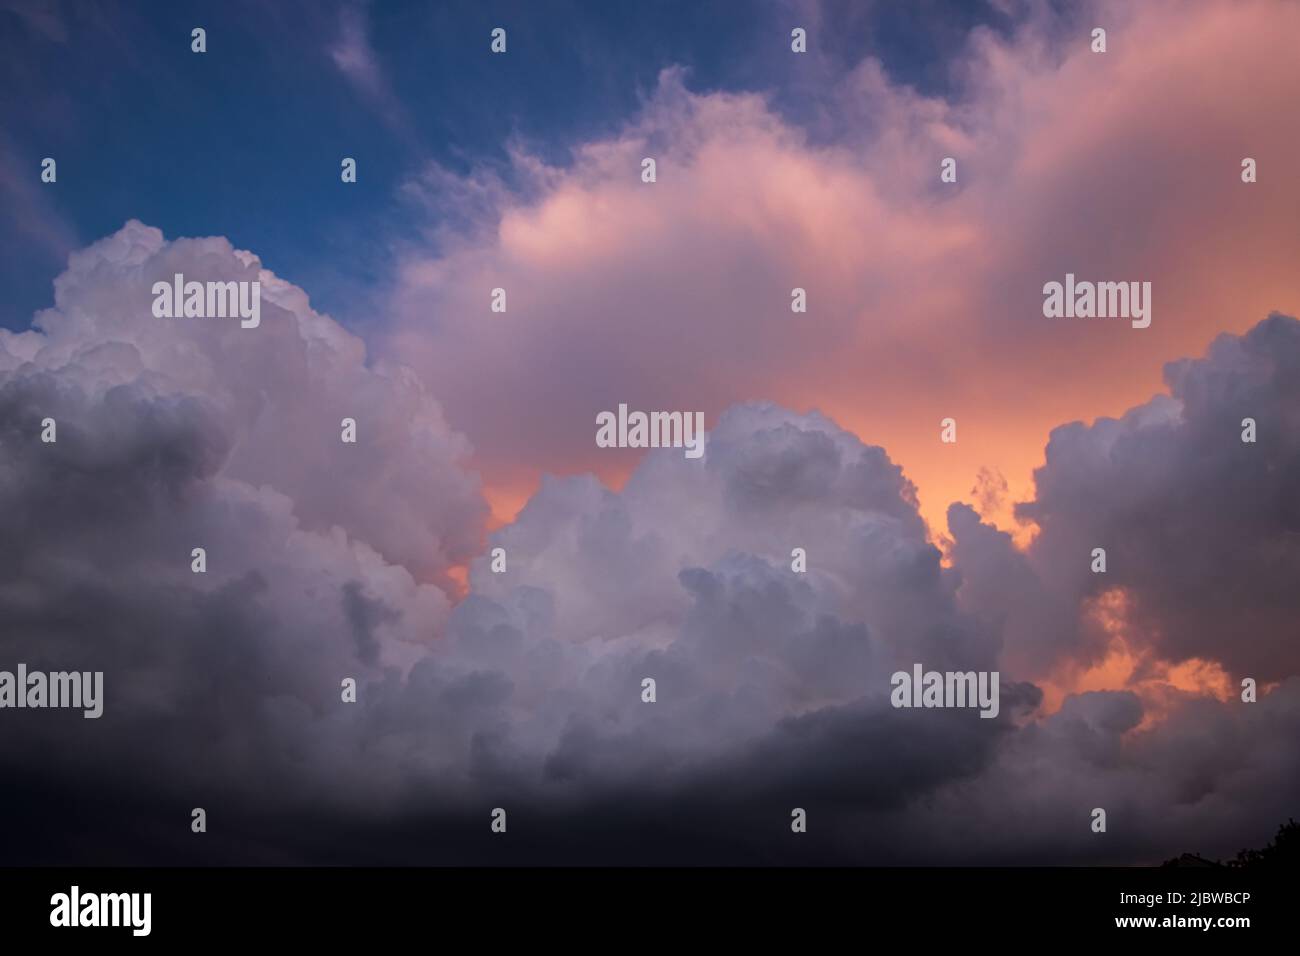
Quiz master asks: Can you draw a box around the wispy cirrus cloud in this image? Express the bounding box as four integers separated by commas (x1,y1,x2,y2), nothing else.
327,2,416,143
0,130,79,265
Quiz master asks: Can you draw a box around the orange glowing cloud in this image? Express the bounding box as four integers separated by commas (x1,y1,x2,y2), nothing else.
1037,588,1241,729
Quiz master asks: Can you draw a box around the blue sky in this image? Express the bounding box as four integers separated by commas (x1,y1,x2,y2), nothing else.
0,0,1014,331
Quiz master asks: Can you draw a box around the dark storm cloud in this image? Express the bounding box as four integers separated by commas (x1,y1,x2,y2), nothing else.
2,222,1299,865
1015,313,1300,681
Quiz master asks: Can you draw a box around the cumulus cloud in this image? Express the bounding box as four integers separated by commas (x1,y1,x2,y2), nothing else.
1014,313,1300,682
3,261,1028,859
7,255,1298,865
0,222,485,840
382,0,1300,533
5,0,1300,863
5,282,1029,858
2,221,485,583
452,403,1006,785
948,313,1300,694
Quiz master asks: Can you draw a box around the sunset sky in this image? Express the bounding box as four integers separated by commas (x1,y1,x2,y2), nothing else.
2,0,1298,865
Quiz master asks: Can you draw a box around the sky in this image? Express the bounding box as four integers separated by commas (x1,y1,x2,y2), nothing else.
0,0,1009,328
1,0,1298,865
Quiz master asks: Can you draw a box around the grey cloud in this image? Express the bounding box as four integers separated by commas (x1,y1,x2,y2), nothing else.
3,227,1299,865
1015,313,1300,680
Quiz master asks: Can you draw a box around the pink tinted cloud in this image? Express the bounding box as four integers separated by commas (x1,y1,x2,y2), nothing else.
382,0,1300,539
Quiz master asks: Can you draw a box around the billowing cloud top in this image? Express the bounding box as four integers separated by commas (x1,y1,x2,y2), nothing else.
2,221,1297,864
385,0,1300,535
